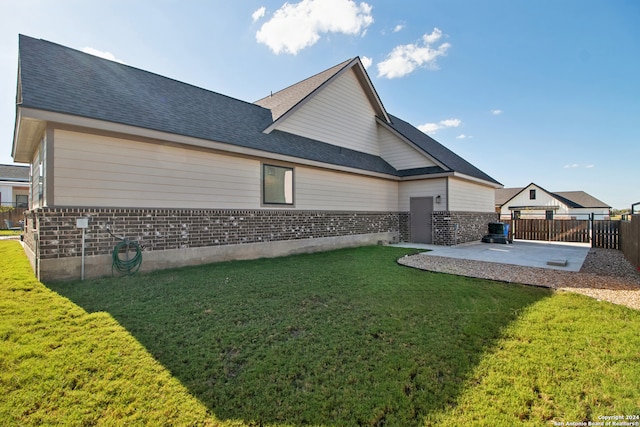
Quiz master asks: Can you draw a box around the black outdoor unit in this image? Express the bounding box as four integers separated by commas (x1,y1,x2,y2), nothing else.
488,222,505,235
481,222,511,244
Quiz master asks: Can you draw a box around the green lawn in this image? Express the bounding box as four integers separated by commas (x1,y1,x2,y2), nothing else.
2,240,639,426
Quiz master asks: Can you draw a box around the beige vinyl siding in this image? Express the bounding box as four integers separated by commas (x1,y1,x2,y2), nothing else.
398,179,447,211
448,178,495,212
53,130,260,208
274,69,380,156
295,166,398,211
378,125,436,170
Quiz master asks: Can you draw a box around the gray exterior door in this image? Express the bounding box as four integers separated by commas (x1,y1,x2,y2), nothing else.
410,197,433,243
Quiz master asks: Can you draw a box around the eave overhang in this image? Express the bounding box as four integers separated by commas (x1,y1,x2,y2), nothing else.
12,107,404,181
13,106,47,163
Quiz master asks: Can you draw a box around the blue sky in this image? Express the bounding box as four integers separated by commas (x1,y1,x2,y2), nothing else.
1,0,638,209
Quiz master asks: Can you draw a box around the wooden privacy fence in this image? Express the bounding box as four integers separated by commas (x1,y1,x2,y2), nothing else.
592,220,620,250
503,219,620,249
505,219,589,243
620,215,640,270
0,208,27,229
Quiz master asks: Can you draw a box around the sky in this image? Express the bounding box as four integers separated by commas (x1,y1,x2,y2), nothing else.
0,0,638,209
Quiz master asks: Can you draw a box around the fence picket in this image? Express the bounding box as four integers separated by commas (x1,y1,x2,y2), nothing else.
0,208,27,230
501,218,619,249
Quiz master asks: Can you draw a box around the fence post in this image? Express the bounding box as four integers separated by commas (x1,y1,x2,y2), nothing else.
511,211,516,241
589,213,594,248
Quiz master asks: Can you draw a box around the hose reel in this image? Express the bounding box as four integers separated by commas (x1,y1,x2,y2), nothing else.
106,225,143,276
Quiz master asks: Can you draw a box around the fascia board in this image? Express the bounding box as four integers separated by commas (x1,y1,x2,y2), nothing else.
352,59,390,123
400,171,454,181
451,172,504,189
19,107,401,181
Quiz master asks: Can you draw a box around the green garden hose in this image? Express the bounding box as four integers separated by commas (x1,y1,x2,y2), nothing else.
111,239,143,276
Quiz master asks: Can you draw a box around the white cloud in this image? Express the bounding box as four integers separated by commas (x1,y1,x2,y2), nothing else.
361,56,372,69
377,28,451,79
393,24,404,33
256,0,373,55
456,134,467,139
564,163,595,169
440,118,461,128
417,118,461,134
252,6,266,22
82,47,126,64
417,123,440,133
491,109,503,115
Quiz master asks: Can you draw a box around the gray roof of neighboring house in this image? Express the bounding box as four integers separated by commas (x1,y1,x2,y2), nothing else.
552,191,610,208
0,164,29,181
496,186,610,208
495,187,523,206
16,35,499,184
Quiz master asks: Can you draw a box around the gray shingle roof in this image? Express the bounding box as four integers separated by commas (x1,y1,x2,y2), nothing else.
495,187,523,205
16,35,498,184
387,115,501,185
0,164,29,181
552,191,610,208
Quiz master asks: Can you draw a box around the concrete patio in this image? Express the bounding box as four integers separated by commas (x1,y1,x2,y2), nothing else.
392,239,591,272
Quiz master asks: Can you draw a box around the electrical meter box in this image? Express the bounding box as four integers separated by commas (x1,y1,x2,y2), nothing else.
76,218,89,229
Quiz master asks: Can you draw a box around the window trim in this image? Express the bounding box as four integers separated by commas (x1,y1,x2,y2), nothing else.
261,163,295,206
529,189,536,200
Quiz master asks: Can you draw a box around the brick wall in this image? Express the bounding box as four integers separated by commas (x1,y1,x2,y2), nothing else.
399,212,410,242
397,211,497,245
26,208,400,260
22,210,37,255
432,211,498,246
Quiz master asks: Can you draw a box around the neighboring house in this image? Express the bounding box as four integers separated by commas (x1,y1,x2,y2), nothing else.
0,164,29,208
496,183,610,220
13,35,501,281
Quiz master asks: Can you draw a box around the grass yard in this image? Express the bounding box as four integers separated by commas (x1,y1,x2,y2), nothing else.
2,240,640,426
0,241,220,426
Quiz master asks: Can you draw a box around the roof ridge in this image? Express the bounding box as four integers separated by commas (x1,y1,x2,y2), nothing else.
253,58,356,121
255,58,354,102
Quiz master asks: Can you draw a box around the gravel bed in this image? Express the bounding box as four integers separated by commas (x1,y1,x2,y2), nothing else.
398,247,640,310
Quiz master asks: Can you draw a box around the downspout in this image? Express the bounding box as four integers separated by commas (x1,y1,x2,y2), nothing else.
445,178,450,212
34,214,39,280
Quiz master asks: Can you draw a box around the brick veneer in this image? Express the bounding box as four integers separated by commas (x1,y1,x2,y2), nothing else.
399,212,410,242
389,211,498,246
432,211,498,245
24,208,400,260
